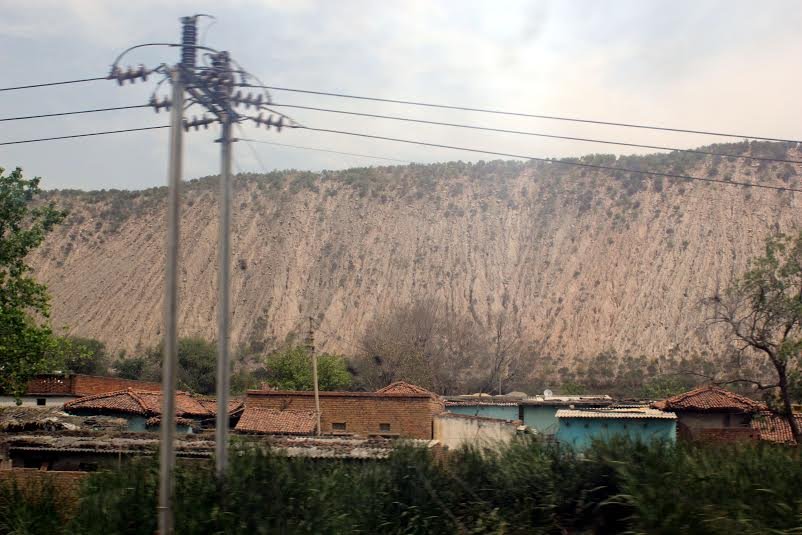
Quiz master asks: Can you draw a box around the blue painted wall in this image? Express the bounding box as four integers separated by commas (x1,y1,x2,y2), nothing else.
556,418,676,450
447,405,518,421
521,406,561,434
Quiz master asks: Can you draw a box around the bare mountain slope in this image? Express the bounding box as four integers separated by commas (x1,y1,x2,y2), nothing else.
31,142,802,362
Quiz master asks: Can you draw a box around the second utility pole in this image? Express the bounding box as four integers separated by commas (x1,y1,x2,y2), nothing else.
308,316,322,435
215,51,234,478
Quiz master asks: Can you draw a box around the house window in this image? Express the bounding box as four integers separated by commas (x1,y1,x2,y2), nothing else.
36,398,46,406
379,423,391,433
332,422,347,431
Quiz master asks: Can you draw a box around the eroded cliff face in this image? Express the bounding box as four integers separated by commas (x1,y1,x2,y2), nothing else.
31,143,802,363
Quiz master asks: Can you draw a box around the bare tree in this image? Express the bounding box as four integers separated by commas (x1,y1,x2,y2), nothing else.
482,310,526,394
357,298,480,394
706,231,802,444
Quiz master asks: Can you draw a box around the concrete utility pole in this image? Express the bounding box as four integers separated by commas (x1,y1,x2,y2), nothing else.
158,51,187,535
107,14,298,531
214,51,234,479
308,316,322,435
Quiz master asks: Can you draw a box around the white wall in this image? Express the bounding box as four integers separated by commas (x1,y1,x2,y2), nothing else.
0,396,75,408
434,413,520,450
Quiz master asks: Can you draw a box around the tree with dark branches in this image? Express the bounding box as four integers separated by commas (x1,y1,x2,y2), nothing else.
706,231,802,444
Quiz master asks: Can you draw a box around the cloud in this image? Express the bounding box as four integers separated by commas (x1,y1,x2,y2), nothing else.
0,0,799,190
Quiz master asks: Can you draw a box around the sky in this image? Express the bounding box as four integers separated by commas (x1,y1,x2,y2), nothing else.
0,0,800,190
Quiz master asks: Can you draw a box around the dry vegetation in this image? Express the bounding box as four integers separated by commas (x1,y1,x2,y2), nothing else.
29,141,802,387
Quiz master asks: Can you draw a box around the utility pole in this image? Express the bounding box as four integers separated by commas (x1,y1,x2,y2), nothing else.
108,15,299,530
307,316,322,435
157,14,194,535
214,51,234,479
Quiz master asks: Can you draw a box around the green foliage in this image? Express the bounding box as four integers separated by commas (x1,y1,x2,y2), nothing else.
115,337,218,395
0,167,67,398
55,336,109,375
7,439,802,534
264,345,352,391
0,479,65,534
112,355,148,381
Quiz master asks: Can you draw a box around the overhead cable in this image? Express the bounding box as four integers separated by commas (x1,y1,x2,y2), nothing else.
239,137,411,163
0,77,107,92
271,103,802,165
285,125,802,194
0,105,151,123
252,84,802,145
0,125,168,146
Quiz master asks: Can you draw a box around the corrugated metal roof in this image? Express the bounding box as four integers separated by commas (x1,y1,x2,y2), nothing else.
556,408,676,420
445,401,519,407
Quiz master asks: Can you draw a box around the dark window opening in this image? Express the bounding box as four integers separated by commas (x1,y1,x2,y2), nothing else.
332,422,347,431
36,398,46,406
379,423,391,432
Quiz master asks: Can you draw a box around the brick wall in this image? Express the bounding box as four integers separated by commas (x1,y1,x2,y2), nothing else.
26,374,161,396
246,391,443,439
0,469,87,512
72,375,160,396
689,427,758,443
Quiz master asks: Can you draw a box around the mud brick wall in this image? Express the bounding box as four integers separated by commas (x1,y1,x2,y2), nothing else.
246,391,443,439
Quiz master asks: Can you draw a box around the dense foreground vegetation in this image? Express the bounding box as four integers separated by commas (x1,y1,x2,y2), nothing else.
2,439,801,534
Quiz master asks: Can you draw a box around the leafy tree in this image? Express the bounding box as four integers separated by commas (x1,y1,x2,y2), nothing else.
707,231,802,443
113,355,148,381
57,336,109,375
0,167,67,398
117,337,219,395
265,345,351,391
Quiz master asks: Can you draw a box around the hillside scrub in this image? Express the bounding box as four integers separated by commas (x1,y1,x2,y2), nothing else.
2,439,802,534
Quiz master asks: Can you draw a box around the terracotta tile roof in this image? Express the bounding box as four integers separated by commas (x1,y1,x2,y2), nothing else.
63,389,240,419
751,412,802,445
63,389,152,416
234,407,316,435
196,398,244,415
651,386,765,413
556,408,677,420
375,381,436,397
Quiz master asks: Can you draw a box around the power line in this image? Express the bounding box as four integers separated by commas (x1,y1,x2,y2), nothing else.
0,104,150,123
0,77,107,92
0,125,168,146
271,103,802,165
285,125,802,194
239,137,411,164
253,84,802,145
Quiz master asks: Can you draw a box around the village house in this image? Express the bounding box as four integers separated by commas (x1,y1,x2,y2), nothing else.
0,374,161,408
62,389,243,432
651,386,764,441
445,392,614,435
555,407,677,450
242,381,444,439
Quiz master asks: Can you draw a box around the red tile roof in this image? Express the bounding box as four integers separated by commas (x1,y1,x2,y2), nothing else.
751,412,802,445
63,389,242,419
652,386,765,413
196,398,244,415
375,381,436,397
234,407,316,435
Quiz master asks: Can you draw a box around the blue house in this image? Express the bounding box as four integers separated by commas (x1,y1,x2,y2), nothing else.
520,396,613,434
446,394,614,435
555,408,677,450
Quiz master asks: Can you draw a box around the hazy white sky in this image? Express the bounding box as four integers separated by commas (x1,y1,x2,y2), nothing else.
0,0,800,190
